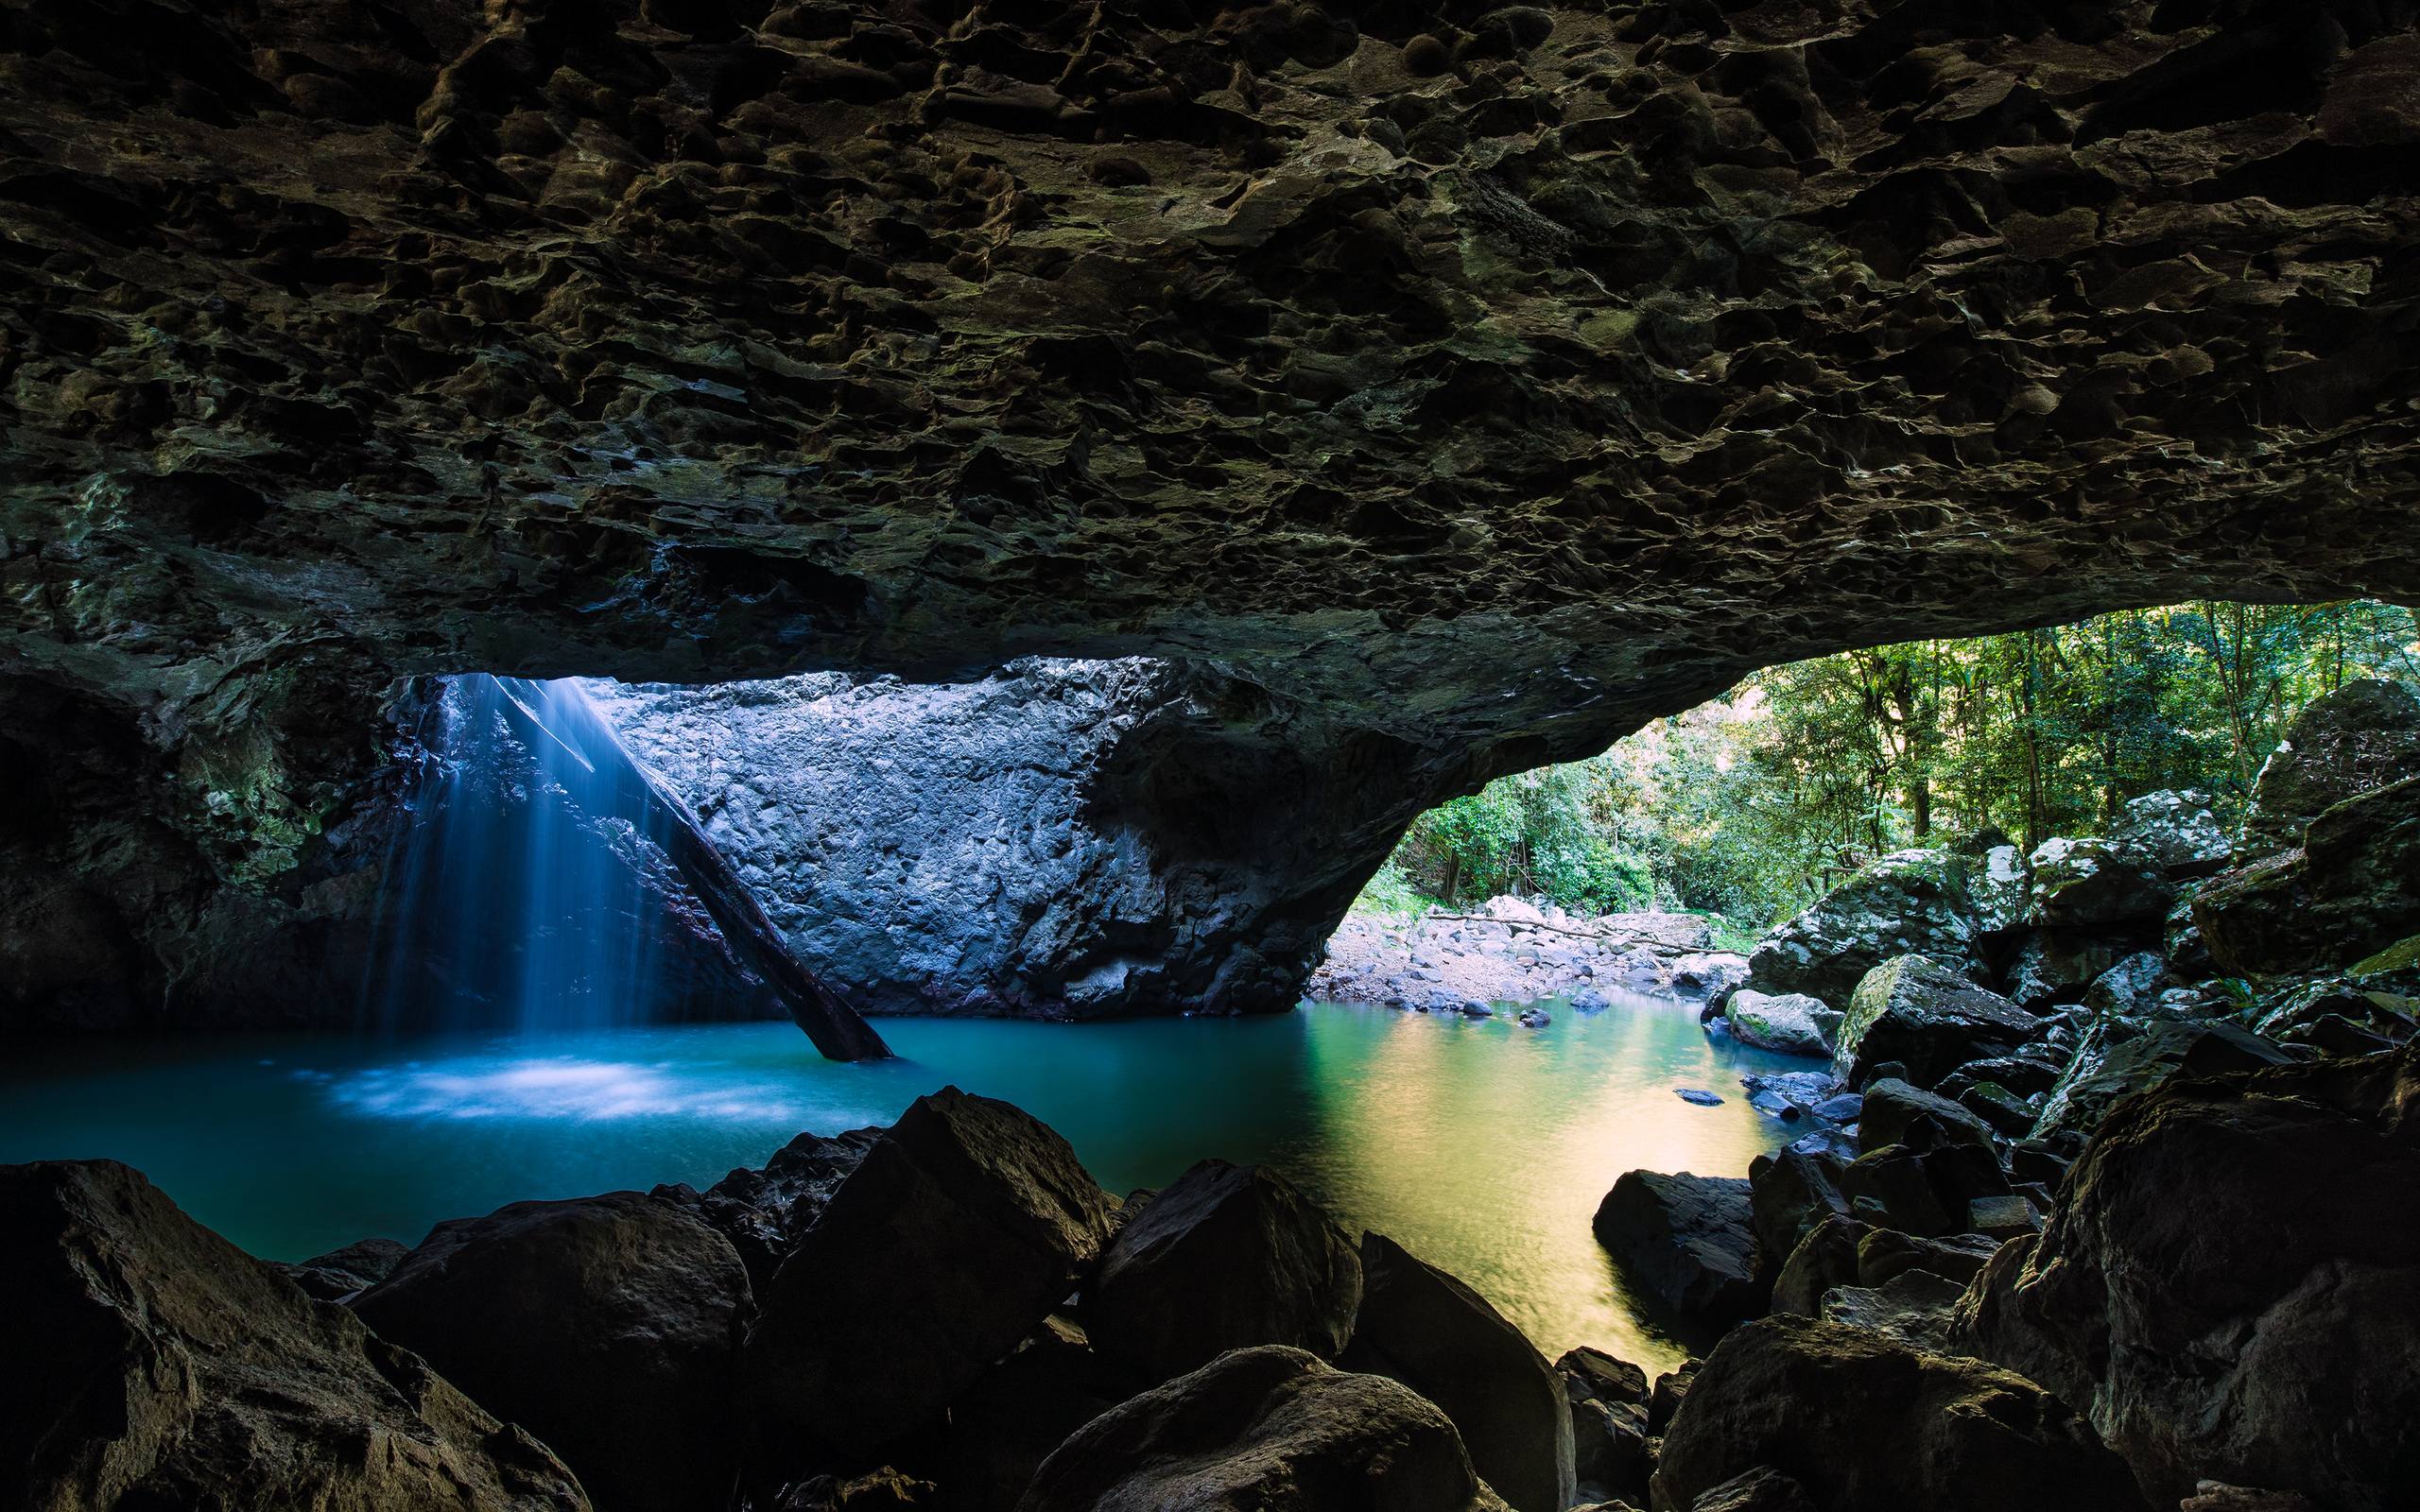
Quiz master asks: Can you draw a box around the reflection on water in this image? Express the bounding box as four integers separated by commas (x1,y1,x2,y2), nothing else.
0,997,1805,1372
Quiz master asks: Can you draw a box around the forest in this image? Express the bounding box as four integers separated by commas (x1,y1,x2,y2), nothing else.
1369,600,2420,935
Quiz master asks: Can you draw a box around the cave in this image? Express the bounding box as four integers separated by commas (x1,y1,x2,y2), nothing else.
4,4,2418,1510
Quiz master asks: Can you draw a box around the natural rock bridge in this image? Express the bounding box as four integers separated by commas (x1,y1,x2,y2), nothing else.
4,0,2418,1029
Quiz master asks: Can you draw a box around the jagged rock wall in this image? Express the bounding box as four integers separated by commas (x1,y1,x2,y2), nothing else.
590,660,1384,1017
6,0,2420,1026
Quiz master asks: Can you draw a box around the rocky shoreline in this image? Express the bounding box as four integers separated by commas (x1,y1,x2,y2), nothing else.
8,685,2416,1512
1308,899,1748,1016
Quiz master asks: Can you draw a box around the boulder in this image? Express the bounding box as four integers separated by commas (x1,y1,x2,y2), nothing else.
2112,789,2231,880
1594,1171,1761,1323
1855,1228,2001,1291
2027,836,2173,927
1833,955,2036,1089
1746,1149,1849,1282
1746,850,1986,1007
1838,1141,2010,1239
0,1160,589,1512
1649,1316,2147,1512
2237,679,2420,857
1968,843,2031,937
1954,1043,2420,1512
1020,1345,1512,1512
939,1316,1124,1512
2031,1018,2292,1141
1815,1269,1967,1354
1856,1077,1996,1154
1567,1391,1652,1508
2083,952,2171,1017
1649,1359,1701,1435
699,1125,881,1288
1770,1214,1869,1317
749,1089,1117,1456
1087,1160,1361,1383
1670,953,1750,999
2005,928,2135,1011
1684,1467,1820,1512
349,1190,750,1512
1558,1346,1650,1406
1721,990,1840,1057
2197,773,2420,976
1349,1231,1574,1512
275,1234,407,1301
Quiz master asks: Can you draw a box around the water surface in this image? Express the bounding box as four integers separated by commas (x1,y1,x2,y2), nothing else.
0,996,1803,1372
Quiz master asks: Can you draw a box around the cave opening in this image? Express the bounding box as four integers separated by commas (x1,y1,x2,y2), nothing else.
10,0,2420,1501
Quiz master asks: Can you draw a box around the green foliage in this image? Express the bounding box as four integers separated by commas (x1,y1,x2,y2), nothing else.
1350,859,1442,919
1379,600,2420,932
1393,761,1658,917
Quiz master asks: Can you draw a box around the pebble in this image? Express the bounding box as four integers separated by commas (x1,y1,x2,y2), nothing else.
1676,1088,1724,1107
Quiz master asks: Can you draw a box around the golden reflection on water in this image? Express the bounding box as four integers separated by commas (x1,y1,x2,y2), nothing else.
1293,1004,1793,1374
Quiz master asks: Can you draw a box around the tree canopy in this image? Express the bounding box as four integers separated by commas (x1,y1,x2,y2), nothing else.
1373,601,2420,933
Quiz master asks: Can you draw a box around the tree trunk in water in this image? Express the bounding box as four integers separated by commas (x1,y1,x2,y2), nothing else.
493,678,893,1062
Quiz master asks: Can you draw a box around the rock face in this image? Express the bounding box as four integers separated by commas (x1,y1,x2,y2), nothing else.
749,1089,1116,1455
589,663,1340,1017
1954,1043,2420,1512
1349,1232,1575,1512
2027,838,2172,928
2112,790,2231,881
11,2,2420,1030
2197,773,2420,976
1833,955,2036,1089
1650,1315,2146,1512
1087,1160,1362,1383
1747,851,1984,1008
2237,681,2420,857
350,1191,752,1512
2031,1018,2292,1141
0,1159,589,1512
1593,1171,1760,1324
1021,1346,1512,1512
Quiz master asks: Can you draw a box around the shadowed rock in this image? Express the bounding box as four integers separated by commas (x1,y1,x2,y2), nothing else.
1954,1043,2420,1512
1020,1345,1512,1512
1595,1171,1761,1324
750,1089,1116,1456
351,1190,752,1512
1348,1231,1575,1512
0,1159,589,1512
1651,1315,2147,1512
1087,1159,1361,1383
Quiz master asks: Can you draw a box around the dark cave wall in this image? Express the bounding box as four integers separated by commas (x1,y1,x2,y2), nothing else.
6,0,2420,1026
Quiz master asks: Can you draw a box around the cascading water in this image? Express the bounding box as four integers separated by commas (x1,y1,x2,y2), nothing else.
364,675,774,1035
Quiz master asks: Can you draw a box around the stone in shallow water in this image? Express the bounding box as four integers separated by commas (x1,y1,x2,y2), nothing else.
1594,1171,1761,1324
1677,1087,1724,1106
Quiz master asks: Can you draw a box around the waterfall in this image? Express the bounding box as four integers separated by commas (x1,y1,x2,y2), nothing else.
365,675,732,1034
362,674,892,1058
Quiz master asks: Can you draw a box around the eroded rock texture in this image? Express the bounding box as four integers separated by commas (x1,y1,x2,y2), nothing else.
589,660,1376,1016
7,0,2420,1025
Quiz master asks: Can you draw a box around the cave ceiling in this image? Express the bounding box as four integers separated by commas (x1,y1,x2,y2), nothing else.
4,0,2419,774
